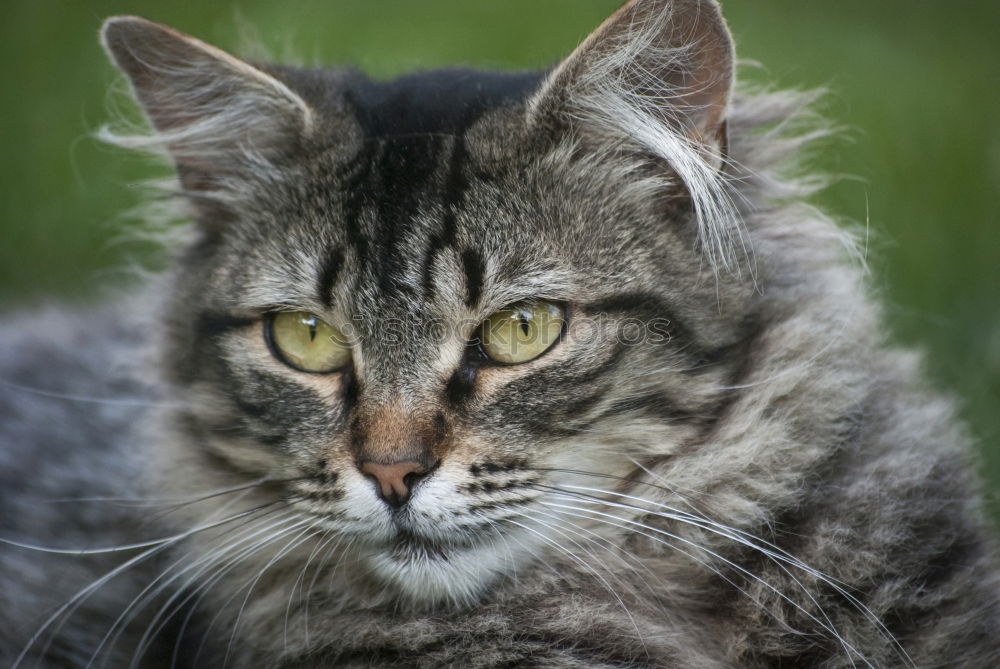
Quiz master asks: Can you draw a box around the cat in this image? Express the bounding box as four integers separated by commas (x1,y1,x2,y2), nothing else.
2,0,999,666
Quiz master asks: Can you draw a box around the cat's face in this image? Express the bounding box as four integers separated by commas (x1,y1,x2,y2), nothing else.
103,0,752,605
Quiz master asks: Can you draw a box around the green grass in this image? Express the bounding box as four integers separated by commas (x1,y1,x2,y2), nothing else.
2,1,998,512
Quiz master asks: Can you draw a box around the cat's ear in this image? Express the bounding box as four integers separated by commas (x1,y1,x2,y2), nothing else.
529,0,741,270
100,16,313,195
530,0,734,168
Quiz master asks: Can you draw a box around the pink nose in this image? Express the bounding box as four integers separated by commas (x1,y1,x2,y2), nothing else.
360,461,430,509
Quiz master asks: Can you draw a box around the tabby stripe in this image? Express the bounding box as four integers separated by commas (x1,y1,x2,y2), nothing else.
541,342,629,388
582,292,716,364
316,247,345,308
421,232,443,299
424,134,470,300
460,248,485,308
591,392,705,426
195,312,256,339
176,412,284,468
686,317,762,450
485,346,629,436
210,361,335,449
445,364,477,407
441,134,469,240
341,144,377,263
531,387,611,436
375,134,444,295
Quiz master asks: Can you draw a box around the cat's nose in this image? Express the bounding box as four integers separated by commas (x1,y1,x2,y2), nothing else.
360,460,433,509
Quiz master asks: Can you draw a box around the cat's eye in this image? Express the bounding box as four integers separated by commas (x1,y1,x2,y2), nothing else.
267,312,352,373
478,301,565,365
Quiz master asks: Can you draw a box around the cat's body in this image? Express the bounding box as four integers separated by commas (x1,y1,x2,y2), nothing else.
0,303,165,665
2,1,999,667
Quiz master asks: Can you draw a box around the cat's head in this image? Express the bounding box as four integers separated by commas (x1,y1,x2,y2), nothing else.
102,0,762,605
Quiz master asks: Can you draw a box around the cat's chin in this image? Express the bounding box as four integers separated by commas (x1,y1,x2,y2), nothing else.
365,536,511,607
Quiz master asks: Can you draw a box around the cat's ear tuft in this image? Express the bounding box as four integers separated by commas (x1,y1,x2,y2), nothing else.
530,0,741,270
100,16,313,193
531,0,733,165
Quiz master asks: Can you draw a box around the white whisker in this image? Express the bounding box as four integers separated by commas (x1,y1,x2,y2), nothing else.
543,480,911,667
12,501,284,669
541,499,873,667
283,528,333,653
502,511,648,656
120,511,304,669
222,525,319,667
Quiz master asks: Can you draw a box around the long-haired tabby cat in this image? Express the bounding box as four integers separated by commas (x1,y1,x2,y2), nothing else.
1,0,998,666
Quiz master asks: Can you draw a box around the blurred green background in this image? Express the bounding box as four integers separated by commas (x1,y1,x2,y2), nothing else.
2,1,998,512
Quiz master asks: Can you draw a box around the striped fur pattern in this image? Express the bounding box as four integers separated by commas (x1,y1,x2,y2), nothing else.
2,1,999,667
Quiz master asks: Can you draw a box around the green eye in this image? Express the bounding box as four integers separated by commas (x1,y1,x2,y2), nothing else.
479,301,565,365
267,312,351,373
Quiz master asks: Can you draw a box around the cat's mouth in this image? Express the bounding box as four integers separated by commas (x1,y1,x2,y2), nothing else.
388,529,451,562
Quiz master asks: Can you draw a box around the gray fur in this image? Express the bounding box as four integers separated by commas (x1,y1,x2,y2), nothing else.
2,1,999,667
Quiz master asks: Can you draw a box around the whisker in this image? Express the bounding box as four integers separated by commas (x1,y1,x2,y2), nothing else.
113,509,301,668
222,525,320,668
40,477,274,507
0,379,177,408
473,514,520,592
536,480,910,667
0,536,182,557
543,492,845,664
3,482,289,556
528,506,687,630
129,513,307,669
170,519,334,669
12,501,282,669
528,506,671,603
528,465,719,514
189,521,319,669
539,495,788,621
283,528,333,654
77,490,288,668
300,534,353,650
502,511,648,655
540,498,873,667
515,509,632,591
533,471,895,624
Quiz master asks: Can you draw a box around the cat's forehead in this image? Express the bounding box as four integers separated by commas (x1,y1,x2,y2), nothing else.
208,62,692,326
225,69,584,309
333,67,545,137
